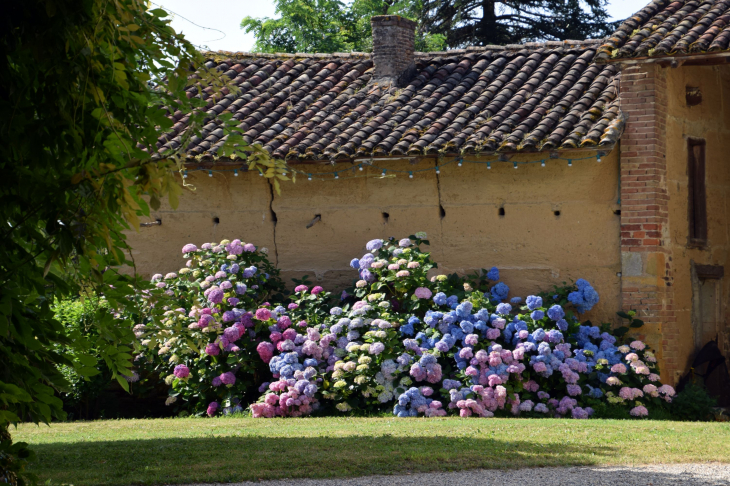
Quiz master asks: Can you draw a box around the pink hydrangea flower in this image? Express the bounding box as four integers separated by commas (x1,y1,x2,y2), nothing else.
256,342,275,363
182,244,198,253
255,308,272,321
206,401,219,416
630,340,646,350
205,343,220,356
294,285,308,293
611,363,627,374
606,376,622,386
220,372,236,386
311,286,324,295
630,405,649,417
414,287,432,299
173,364,190,379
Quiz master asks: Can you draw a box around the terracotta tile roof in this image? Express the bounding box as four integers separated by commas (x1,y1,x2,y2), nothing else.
596,0,730,62
160,42,623,162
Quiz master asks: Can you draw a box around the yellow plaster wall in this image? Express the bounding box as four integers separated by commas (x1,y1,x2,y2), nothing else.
664,64,730,375
126,149,621,323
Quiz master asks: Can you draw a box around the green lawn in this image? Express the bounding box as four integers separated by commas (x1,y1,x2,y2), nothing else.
13,417,730,485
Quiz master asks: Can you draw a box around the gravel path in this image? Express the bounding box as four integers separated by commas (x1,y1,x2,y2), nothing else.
188,464,730,486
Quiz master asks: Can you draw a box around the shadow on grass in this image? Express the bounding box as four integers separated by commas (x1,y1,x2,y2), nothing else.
30,435,619,485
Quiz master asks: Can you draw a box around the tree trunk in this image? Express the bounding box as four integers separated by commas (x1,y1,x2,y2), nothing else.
479,0,496,44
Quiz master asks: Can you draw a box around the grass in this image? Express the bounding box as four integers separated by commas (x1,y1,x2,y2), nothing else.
13,416,730,485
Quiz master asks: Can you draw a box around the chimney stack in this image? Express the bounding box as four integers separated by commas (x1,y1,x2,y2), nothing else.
370,15,417,87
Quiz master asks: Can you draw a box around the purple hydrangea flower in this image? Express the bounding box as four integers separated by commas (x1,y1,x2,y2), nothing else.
220,372,236,385
208,288,224,304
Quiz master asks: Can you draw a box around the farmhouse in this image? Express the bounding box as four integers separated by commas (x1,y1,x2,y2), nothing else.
128,0,730,386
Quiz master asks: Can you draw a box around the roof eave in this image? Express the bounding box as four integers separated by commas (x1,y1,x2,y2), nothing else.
597,51,730,67
180,144,618,168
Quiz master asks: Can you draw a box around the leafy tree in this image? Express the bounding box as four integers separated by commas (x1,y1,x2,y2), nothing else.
242,0,617,54
421,0,619,47
1,1,286,482
241,0,447,54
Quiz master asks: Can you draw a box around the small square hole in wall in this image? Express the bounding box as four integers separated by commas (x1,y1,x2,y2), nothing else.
554,210,561,217
498,207,505,217
213,217,220,224
686,86,702,107
382,212,390,223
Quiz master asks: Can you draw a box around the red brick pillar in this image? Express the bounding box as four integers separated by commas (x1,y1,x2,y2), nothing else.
618,64,678,383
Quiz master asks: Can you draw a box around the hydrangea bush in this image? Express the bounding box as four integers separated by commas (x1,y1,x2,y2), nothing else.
132,239,285,415
136,234,675,419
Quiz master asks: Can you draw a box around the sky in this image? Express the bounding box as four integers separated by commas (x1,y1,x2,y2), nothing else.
160,0,641,52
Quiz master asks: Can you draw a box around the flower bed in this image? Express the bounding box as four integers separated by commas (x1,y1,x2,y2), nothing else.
134,234,674,418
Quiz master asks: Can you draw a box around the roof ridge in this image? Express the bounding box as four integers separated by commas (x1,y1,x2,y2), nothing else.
202,39,606,61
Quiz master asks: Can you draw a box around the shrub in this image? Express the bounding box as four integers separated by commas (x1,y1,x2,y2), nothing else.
133,239,286,415
53,298,113,418
137,234,676,419
54,298,166,419
670,381,717,421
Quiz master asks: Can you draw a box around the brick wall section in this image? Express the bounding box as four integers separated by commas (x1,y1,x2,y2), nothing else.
619,64,679,383
370,15,416,87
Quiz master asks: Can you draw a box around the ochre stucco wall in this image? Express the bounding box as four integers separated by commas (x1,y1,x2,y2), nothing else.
125,149,621,323
664,64,730,375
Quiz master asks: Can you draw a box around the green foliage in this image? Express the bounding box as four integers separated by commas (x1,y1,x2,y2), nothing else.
0,436,35,486
241,0,446,53
52,298,115,415
612,310,645,342
0,0,290,463
420,0,619,47
670,381,717,421
241,0,617,54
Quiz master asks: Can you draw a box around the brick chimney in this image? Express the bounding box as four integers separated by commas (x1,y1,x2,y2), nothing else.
370,15,417,87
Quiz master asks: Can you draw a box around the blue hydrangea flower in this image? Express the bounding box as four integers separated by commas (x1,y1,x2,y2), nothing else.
547,329,563,343
486,267,499,281
366,239,383,251
490,282,509,301
433,292,447,306
547,304,565,321
460,320,474,334
532,328,546,342
456,302,473,317
568,279,600,313
510,296,522,304
556,319,569,331
526,295,543,311
495,303,512,315
350,258,360,269
531,310,545,321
